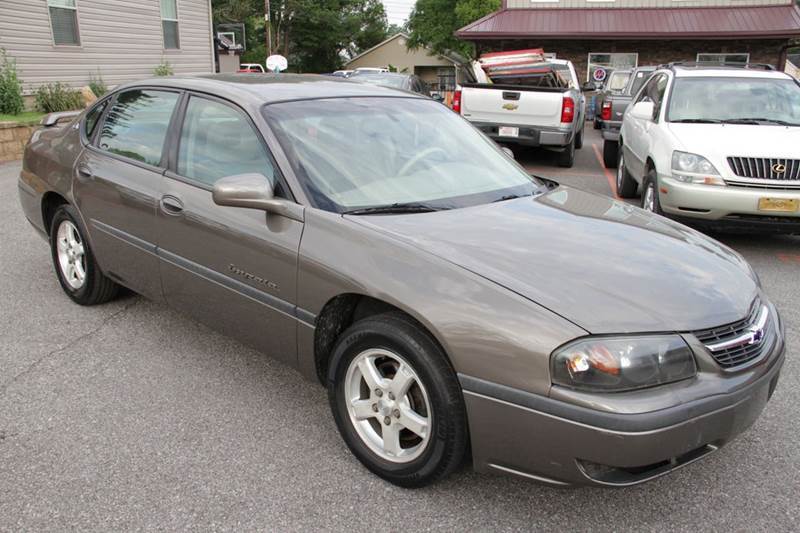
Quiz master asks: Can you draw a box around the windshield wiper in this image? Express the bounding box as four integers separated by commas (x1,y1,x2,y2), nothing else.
722,117,798,126
671,119,722,124
492,193,533,203
342,202,449,215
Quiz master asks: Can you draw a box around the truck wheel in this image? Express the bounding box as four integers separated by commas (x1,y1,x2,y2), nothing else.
558,139,576,168
603,140,618,168
575,128,584,150
616,149,638,198
328,312,467,488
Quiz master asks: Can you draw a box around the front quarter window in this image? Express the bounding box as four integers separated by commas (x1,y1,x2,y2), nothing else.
264,97,540,213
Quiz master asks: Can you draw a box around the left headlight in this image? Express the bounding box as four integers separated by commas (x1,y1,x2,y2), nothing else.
551,335,696,392
671,151,725,186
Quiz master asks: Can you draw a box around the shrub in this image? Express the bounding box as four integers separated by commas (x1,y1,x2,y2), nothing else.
0,48,24,116
88,70,107,97
35,82,83,113
153,59,174,77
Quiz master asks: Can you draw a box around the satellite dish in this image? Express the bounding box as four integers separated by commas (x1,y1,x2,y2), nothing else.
267,55,288,73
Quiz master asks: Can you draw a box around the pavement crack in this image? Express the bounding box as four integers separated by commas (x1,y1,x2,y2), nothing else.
0,299,138,397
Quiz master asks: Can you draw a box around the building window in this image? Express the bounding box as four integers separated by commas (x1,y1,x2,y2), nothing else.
161,0,180,49
587,53,638,82
697,53,749,65
48,0,80,46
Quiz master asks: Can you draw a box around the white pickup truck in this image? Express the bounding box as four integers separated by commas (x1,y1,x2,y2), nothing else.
456,59,588,167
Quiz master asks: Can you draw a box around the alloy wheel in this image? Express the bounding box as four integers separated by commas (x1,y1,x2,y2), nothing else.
344,348,432,463
617,154,625,190
643,183,656,212
56,220,87,290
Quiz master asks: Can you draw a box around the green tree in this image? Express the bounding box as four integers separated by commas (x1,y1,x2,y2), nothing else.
407,0,499,59
212,0,389,72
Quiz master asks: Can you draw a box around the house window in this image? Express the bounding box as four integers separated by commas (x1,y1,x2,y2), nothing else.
48,0,80,46
697,53,749,65
587,53,637,82
161,0,180,49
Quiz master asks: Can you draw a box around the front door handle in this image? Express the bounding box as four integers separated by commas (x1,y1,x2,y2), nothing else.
76,164,93,179
160,195,184,215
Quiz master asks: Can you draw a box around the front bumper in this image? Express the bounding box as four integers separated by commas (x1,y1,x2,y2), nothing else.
659,176,800,230
470,121,574,149
461,339,784,487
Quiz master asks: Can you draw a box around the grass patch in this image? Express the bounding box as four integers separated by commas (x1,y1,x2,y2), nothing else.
0,111,46,125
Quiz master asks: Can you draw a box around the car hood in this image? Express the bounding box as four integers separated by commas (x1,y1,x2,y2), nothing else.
667,123,800,159
348,186,758,334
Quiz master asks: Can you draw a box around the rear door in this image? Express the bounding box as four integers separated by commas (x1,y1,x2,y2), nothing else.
74,88,181,300
156,94,303,366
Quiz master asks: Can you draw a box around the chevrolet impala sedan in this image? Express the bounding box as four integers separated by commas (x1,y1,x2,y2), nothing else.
18,75,785,488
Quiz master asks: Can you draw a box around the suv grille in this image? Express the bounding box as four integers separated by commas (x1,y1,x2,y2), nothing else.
693,300,772,369
727,157,800,181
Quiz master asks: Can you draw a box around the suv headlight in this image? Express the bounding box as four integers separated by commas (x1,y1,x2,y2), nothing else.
551,335,696,392
671,151,725,185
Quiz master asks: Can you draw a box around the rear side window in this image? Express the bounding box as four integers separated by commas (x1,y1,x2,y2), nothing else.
177,96,276,187
84,100,107,141
98,89,179,166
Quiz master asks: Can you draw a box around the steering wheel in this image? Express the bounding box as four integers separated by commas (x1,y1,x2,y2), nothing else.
398,147,447,177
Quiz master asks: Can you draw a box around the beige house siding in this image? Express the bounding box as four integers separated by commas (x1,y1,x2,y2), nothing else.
506,0,788,8
346,34,456,73
0,0,214,95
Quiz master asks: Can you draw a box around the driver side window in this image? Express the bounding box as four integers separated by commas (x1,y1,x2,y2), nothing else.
177,96,276,188
635,74,668,120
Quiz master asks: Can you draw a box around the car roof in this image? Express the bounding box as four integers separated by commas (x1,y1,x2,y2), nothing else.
668,67,791,79
112,73,422,106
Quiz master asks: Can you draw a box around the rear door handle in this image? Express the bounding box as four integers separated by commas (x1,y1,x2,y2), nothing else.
160,195,184,215
76,164,93,179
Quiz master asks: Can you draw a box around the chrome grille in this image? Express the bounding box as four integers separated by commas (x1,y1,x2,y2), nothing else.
693,300,772,369
727,157,800,181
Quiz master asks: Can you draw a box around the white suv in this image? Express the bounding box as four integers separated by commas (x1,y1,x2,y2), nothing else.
617,63,800,232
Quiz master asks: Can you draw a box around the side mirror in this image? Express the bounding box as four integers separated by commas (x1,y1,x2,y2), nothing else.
629,100,655,121
432,94,445,103
581,82,596,92
501,146,515,160
213,173,303,221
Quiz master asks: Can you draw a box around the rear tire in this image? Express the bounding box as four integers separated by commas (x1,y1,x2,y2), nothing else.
328,312,467,488
603,140,618,169
558,138,576,168
574,127,584,150
616,148,638,198
50,205,120,306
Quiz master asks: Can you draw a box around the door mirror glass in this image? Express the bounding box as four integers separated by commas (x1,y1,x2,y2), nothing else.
213,173,303,221
630,100,656,121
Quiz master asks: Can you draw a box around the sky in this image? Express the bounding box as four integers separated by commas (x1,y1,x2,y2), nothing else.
382,0,414,27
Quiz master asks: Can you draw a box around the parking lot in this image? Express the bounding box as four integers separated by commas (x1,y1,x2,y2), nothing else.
1,128,799,530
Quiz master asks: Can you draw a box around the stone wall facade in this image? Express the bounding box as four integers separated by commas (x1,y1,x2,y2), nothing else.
0,122,36,163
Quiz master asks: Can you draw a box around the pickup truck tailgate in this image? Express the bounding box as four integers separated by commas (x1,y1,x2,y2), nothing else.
461,86,566,128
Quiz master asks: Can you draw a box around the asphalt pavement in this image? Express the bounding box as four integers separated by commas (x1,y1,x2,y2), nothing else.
2,129,799,531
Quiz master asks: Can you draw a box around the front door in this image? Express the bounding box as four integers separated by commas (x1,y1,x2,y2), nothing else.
74,88,181,301
156,94,303,366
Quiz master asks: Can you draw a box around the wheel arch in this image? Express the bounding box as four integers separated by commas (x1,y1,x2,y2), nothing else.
312,293,454,386
41,191,69,236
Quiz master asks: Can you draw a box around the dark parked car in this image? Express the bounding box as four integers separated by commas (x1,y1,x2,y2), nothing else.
348,71,431,96
593,69,631,130
18,74,784,488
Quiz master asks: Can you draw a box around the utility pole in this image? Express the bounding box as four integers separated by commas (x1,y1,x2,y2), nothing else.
265,0,272,58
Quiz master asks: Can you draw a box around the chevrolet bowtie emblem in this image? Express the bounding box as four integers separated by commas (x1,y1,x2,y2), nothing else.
502,103,519,111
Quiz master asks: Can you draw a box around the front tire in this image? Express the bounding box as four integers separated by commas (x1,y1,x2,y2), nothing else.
642,168,664,215
50,205,120,305
328,313,467,488
616,148,638,198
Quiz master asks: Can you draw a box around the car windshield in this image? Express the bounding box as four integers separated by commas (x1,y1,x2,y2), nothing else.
264,97,540,213
668,76,800,125
349,73,406,89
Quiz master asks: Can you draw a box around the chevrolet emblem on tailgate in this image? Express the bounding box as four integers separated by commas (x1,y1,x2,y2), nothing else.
502,103,519,111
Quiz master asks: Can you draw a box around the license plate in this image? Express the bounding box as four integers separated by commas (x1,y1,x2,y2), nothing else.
498,126,519,138
758,197,799,213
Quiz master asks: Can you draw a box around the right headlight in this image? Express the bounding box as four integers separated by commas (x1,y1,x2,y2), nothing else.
551,335,696,392
671,151,725,186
